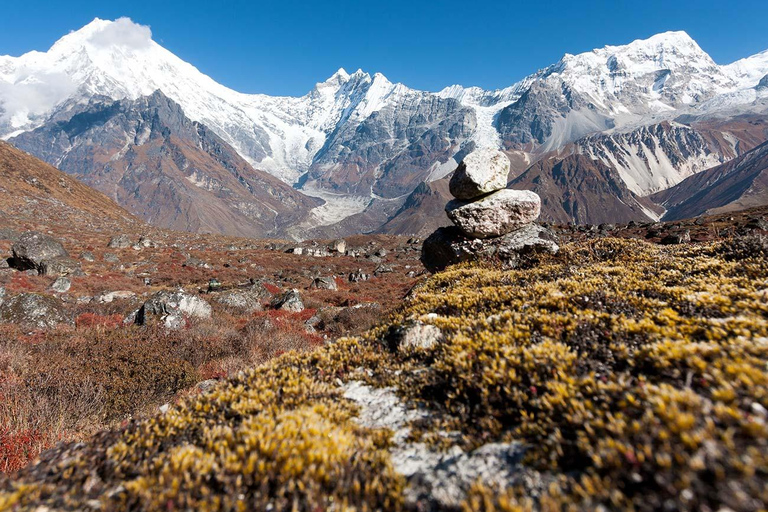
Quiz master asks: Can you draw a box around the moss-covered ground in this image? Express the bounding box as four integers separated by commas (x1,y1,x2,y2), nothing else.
2,236,768,511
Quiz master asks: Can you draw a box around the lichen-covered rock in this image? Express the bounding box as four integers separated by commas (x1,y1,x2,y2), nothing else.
49,276,71,293
448,148,510,200
421,224,558,272
446,189,541,238
330,239,347,254
0,293,72,330
271,289,304,312
310,277,338,290
389,322,444,352
11,231,69,272
349,269,370,283
79,251,95,262
96,290,137,303
211,289,264,312
38,257,82,277
136,290,212,329
107,234,132,249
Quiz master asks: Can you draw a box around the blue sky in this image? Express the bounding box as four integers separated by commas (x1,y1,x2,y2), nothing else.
2,0,768,96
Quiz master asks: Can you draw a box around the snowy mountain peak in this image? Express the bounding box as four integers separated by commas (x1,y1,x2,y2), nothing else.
723,49,768,88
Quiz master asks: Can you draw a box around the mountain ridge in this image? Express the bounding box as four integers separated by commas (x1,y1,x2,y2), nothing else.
3,19,768,235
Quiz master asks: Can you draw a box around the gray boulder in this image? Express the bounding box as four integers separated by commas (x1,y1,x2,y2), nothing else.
271,289,304,312
0,293,73,330
107,234,132,249
449,148,510,200
374,264,394,276
38,257,82,277
390,322,444,352
136,290,212,329
50,277,72,293
310,277,338,290
330,239,347,254
96,290,137,303
446,189,541,239
349,269,370,283
421,224,559,272
0,228,20,242
211,289,264,312
11,231,70,273
79,251,95,262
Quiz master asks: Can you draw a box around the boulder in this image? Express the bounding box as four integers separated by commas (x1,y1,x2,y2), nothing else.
310,277,338,290
349,269,370,283
387,322,444,352
211,289,264,312
97,290,137,303
330,239,347,254
136,290,212,329
0,228,20,242
448,148,510,200
38,257,82,277
50,277,71,293
271,289,304,312
446,189,541,239
11,231,69,272
79,251,95,262
421,224,559,272
0,293,73,330
374,264,394,276
661,230,691,245
107,234,132,249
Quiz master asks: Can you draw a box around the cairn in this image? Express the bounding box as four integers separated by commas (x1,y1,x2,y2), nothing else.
421,148,558,271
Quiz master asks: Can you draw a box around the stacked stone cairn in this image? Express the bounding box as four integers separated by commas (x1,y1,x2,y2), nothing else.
421,148,559,272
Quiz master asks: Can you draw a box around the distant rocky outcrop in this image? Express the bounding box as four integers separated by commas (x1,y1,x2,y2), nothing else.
11,92,320,239
422,150,558,271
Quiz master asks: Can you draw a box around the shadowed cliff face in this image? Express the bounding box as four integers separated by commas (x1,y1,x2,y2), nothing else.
652,140,768,220
509,153,662,225
10,91,320,239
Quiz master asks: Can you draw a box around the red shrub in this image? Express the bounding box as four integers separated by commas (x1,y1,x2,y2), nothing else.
75,313,125,330
262,282,282,295
0,426,48,474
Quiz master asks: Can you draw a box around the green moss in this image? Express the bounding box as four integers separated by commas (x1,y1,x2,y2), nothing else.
3,237,768,511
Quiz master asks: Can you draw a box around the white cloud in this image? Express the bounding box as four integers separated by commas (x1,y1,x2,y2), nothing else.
0,72,77,133
88,17,152,50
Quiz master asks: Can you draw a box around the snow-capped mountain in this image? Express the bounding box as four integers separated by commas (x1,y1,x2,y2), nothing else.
2,18,768,235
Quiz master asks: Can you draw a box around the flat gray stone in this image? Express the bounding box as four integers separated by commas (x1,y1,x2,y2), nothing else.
446,189,541,239
449,148,510,200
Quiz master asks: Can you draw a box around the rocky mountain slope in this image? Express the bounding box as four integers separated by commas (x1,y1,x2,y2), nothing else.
10,91,319,238
652,140,768,220
509,153,664,224
2,19,768,235
0,140,138,230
